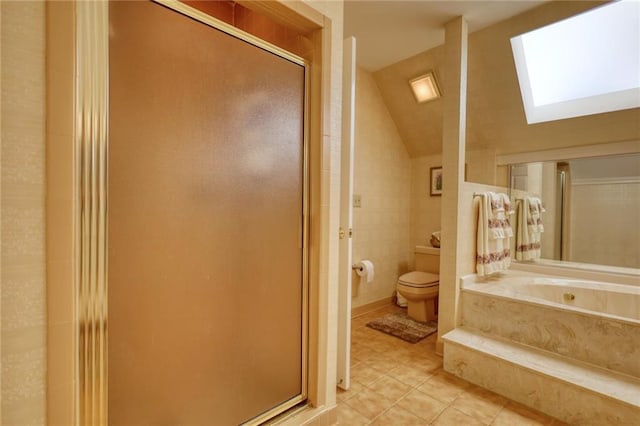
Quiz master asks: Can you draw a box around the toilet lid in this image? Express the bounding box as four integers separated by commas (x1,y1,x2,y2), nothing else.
398,271,439,287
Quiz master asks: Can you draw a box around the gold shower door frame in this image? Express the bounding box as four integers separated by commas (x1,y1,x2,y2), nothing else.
76,1,310,424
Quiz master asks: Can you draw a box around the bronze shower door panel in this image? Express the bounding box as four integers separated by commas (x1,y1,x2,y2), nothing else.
108,2,306,424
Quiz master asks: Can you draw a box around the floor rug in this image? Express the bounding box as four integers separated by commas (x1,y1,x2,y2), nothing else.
366,312,437,343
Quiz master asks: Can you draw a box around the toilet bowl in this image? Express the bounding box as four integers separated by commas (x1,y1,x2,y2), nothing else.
397,271,439,322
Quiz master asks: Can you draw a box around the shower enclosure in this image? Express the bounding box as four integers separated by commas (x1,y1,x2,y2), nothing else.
106,1,308,423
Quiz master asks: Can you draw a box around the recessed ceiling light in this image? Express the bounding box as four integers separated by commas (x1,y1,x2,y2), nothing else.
409,71,441,103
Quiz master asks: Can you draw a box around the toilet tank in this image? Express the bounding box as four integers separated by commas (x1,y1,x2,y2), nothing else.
415,245,440,274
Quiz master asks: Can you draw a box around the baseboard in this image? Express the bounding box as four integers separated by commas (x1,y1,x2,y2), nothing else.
351,297,395,318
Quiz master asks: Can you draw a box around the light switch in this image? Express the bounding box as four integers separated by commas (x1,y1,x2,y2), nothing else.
353,194,362,208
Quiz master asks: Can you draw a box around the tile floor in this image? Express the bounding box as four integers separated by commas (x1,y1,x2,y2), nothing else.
337,304,567,425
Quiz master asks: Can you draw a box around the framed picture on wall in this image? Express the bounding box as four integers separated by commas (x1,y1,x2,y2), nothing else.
430,166,443,196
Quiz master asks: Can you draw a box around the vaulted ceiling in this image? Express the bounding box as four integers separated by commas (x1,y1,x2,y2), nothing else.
344,0,547,73
344,1,631,159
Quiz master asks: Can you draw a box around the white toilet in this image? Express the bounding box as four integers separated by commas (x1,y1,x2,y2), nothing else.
397,246,440,322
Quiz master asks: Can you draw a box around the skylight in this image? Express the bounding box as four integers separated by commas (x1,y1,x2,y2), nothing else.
511,0,640,124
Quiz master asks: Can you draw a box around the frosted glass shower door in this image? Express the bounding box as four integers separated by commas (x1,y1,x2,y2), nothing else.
108,2,306,424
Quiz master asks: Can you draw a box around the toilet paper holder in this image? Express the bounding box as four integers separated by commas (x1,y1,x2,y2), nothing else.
352,260,375,283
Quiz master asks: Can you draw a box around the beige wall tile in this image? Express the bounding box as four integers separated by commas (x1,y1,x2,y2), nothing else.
569,182,640,268
410,154,442,262
1,1,47,424
2,263,46,330
352,67,412,308
1,395,46,426
1,335,46,424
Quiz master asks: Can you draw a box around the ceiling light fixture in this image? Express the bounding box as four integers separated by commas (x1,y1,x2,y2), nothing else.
409,71,441,103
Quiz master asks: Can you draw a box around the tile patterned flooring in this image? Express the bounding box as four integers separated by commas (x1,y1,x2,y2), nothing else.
337,305,567,425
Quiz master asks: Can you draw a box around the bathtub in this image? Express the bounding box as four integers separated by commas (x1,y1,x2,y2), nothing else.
463,272,640,324
460,270,640,377
443,269,640,424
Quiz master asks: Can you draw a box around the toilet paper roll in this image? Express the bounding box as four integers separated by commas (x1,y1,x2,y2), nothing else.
355,260,375,283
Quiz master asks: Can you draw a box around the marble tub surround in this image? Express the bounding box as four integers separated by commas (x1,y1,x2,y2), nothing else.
443,270,640,424
462,270,640,322
461,270,640,377
444,329,640,425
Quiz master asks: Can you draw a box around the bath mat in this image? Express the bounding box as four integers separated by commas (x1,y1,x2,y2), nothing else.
366,312,437,343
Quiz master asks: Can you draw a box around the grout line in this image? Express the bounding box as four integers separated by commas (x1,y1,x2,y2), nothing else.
489,405,509,426
427,403,449,425
341,309,557,426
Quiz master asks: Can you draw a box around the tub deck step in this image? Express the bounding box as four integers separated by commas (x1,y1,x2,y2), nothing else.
443,327,640,409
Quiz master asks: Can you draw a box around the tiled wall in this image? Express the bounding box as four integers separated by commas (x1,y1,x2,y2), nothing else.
459,182,509,276
570,181,640,268
408,152,502,280
352,67,411,308
438,165,506,350
1,1,47,424
410,154,442,262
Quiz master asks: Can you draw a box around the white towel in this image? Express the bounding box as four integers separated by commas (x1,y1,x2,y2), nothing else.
488,192,514,239
476,192,514,276
527,196,545,234
515,196,545,260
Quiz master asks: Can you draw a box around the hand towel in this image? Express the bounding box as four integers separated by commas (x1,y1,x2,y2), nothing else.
488,192,514,239
476,192,514,276
527,196,545,234
515,196,544,260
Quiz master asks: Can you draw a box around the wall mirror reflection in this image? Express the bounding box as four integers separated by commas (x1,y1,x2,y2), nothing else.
508,153,640,270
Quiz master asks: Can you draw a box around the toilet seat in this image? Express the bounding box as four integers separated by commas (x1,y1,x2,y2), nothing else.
398,271,439,288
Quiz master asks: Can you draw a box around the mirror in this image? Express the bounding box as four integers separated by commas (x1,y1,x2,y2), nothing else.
508,153,640,270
